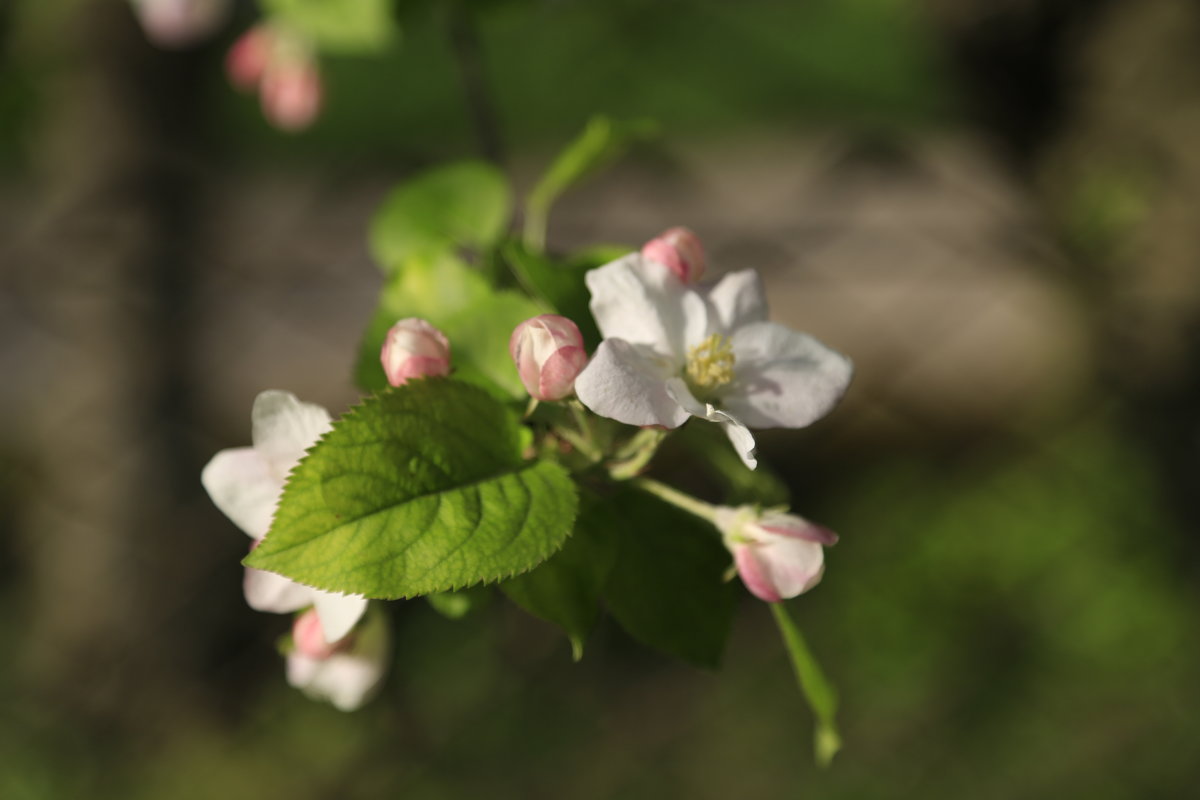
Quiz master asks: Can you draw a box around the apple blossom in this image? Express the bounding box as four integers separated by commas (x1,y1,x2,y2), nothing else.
715,505,837,602
260,56,323,132
380,318,452,386
573,243,853,470
130,0,229,49
223,24,323,132
225,25,272,91
641,226,706,284
509,314,588,401
287,606,391,711
201,390,366,643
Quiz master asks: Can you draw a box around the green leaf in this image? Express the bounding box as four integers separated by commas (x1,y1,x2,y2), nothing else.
370,161,511,272
524,116,656,251
262,0,397,53
245,380,579,599
603,488,736,668
676,423,791,507
427,587,492,620
500,494,619,660
770,602,841,767
353,254,543,398
501,242,600,347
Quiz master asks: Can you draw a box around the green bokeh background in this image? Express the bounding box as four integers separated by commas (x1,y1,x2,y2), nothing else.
2,0,1198,797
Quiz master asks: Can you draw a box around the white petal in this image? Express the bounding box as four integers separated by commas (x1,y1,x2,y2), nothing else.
586,253,706,358
723,321,853,429
201,447,280,538
251,390,333,480
706,269,768,332
286,608,389,711
721,417,758,471
665,379,758,469
243,565,313,613
575,339,690,428
758,536,825,598
312,591,368,644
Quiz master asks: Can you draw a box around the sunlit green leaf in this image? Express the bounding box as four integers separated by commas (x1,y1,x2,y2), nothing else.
370,161,511,271
246,380,578,598
263,0,397,53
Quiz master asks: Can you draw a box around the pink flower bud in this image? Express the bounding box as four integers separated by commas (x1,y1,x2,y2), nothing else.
292,608,351,660
226,25,272,92
715,506,836,602
641,227,706,284
260,57,323,132
132,0,229,49
509,315,588,402
380,318,452,387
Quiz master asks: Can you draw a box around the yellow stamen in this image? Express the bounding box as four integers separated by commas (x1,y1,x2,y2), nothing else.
685,333,736,394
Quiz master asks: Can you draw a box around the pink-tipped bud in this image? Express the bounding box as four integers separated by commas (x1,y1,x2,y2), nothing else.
641,227,706,283
293,608,350,660
509,315,588,402
132,0,229,49
715,506,834,602
260,57,323,132
380,318,452,387
226,25,273,91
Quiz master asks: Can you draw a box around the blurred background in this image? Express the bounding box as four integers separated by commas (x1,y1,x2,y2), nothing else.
3,0,1200,796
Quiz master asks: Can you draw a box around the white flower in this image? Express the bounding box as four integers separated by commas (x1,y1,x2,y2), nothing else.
287,606,390,711
715,505,837,602
573,250,853,469
201,390,367,643
131,0,229,48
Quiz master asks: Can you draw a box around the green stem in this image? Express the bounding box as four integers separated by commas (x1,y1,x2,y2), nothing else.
523,202,548,253
556,427,601,463
608,428,666,480
769,602,841,768
630,476,717,522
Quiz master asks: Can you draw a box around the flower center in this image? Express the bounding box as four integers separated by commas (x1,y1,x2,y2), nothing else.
685,333,736,396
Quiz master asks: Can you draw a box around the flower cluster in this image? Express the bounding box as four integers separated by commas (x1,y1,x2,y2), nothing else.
575,227,853,471
226,24,323,132
202,226,851,709
202,391,384,709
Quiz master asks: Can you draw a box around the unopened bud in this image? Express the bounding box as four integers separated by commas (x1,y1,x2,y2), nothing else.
226,25,272,91
641,227,705,283
260,56,323,132
380,318,452,386
715,506,835,602
509,315,588,402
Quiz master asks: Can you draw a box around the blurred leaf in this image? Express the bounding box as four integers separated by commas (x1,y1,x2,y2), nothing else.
677,422,790,507
369,161,511,271
427,587,492,619
354,254,542,399
604,488,736,668
263,0,398,53
770,601,841,767
501,493,619,659
565,244,632,271
523,116,656,251
501,242,600,346
246,380,578,598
